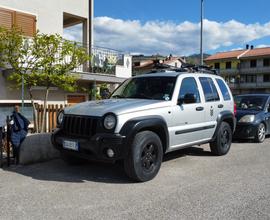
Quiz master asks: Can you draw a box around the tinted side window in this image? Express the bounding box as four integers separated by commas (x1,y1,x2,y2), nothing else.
216,79,231,101
199,77,220,102
179,77,200,103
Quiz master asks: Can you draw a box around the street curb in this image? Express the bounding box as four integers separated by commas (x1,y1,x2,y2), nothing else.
20,133,60,165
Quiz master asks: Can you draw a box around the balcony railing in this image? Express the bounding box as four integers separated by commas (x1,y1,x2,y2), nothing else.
217,68,239,75
228,82,270,89
72,43,125,75
240,66,270,74
6,38,126,76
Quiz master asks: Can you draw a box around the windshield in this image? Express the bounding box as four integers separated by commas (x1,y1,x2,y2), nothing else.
111,76,176,100
235,95,268,111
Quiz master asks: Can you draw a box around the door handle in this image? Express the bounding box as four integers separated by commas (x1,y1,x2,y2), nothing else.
218,104,224,108
196,106,204,111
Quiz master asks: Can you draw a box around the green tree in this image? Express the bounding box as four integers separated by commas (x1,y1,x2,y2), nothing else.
0,27,90,132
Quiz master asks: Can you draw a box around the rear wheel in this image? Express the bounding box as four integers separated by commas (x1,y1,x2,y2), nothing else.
210,122,232,156
255,123,266,143
124,131,163,182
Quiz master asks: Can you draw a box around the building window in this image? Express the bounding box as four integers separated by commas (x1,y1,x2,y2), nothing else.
214,63,220,69
240,75,257,83
0,7,36,37
226,62,231,69
263,74,270,82
250,59,257,68
263,59,270,67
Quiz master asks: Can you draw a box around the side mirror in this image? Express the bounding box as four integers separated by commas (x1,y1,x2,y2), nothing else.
178,93,197,105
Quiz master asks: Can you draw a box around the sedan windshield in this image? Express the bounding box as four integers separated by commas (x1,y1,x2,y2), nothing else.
111,76,176,100
235,95,268,111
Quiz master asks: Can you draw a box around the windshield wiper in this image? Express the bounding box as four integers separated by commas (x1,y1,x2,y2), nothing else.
111,95,125,99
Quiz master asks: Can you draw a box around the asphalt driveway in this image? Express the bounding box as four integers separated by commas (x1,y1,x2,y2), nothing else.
0,139,270,220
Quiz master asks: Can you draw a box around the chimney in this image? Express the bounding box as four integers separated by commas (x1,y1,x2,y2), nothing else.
251,45,254,50
246,44,249,49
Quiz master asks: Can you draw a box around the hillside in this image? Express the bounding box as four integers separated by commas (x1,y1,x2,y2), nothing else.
185,53,211,65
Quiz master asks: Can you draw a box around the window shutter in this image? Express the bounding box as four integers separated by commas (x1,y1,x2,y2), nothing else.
0,7,14,29
14,11,36,37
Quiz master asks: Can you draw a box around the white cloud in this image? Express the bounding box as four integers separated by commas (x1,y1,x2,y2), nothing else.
63,24,83,43
257,44,270,48
94,17,270,55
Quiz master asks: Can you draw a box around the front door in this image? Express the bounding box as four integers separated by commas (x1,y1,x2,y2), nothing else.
169,77,205,150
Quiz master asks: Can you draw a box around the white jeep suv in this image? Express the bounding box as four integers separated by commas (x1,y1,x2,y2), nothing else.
52,71,236,182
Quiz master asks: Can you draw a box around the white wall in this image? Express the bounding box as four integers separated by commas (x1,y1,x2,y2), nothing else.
115,55,132,78
0,73,88,105
0,0,89,35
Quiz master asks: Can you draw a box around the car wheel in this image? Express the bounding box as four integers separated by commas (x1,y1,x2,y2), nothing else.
124,131,163,182
255,123,266,143
210,122,232,156
61,153,85,165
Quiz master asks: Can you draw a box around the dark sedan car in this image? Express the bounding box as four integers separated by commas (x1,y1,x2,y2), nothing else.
234,94,270,143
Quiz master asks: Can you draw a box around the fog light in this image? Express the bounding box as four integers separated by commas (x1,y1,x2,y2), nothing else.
107,148,115,158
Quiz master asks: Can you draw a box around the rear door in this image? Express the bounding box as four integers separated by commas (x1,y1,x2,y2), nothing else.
198,77,222,139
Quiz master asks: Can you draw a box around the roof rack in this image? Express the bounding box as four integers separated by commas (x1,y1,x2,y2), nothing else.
147,63,218,75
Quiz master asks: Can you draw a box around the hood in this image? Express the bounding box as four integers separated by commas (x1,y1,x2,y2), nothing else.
236,109,260,121
64,99,171,117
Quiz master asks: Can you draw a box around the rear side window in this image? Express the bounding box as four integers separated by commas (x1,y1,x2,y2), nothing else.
216,78,231,101
199,77,220,102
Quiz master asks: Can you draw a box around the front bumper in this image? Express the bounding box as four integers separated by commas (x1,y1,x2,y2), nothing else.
233,123,259,139
51,129,126,162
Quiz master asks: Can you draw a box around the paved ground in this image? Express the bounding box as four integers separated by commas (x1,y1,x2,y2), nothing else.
0,139,270,220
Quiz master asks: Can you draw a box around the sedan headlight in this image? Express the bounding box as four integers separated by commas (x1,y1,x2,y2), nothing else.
57,110,64,125
103,114,117,130
239,115,255,123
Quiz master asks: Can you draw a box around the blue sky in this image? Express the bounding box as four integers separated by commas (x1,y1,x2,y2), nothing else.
95,0,270,24
64,0,270,56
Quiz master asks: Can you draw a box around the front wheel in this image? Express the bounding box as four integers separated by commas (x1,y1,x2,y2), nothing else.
124,131,163,182
255,123,266,143
210,122,232,156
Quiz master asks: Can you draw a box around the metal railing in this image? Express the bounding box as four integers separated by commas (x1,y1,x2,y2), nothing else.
240,66,270,74
71,43,125,74
5,37,126,75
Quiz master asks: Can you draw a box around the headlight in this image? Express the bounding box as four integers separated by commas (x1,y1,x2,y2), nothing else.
57,110,64,125
239,115,255,123
103,114,116,130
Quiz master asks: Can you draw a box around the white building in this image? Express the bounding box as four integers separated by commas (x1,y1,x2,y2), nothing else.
0,0,131,118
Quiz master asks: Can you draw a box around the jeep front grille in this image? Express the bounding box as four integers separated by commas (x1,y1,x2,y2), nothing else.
62,115,98,137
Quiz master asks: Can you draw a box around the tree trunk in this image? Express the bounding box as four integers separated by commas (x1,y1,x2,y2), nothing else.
28,88,38,133
41,88,49,133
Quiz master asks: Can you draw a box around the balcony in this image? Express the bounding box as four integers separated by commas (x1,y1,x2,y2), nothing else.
239,82,270,89
2,37,131,84
240,66,270,74
71,44,125,75
218,68,239,75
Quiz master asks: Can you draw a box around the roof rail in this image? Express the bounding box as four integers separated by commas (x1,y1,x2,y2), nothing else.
147,63,218,75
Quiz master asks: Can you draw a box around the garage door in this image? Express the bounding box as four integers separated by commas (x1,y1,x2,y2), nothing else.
67,95,86,105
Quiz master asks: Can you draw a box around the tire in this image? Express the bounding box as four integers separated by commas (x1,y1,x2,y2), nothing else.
255,123,266,143
210,122,232,156
61,153,85,165
124,131,163,182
